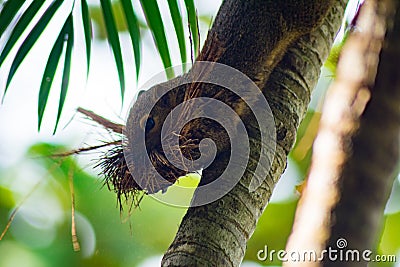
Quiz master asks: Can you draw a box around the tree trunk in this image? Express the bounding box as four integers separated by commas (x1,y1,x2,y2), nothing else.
161,0,347,266
285,0,400,266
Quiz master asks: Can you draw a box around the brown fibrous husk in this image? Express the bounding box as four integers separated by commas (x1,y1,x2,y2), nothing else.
75,108,145,211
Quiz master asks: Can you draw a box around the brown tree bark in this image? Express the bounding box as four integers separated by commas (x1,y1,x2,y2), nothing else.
285,0,400,266
160,1,348,266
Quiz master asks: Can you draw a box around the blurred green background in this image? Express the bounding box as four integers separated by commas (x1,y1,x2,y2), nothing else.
1,121,399,266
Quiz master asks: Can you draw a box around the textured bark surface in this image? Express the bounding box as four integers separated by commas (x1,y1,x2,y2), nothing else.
161,0,347,266
285,1,400,266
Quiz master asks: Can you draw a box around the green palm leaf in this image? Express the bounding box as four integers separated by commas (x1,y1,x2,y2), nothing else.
0,0,25,38
38,21,68,131
167,0,187,69
0,0,46,68
54,14,74,134
120,0,141,80
139,0,174,79
81,0,92,78
184,0,199,58
1,0,200,131
3,0,64,98
100,0,125,101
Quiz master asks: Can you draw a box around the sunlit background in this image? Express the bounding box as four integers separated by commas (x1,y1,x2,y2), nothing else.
0,0,399,266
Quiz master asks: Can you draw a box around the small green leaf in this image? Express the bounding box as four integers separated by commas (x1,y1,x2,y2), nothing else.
120,0,141,80
184,0,199,57
324,30,350,75
81,0,92,78
100,0,125,101
0,0,24,38
139,0,174,79
0,0,46,67
38,21,67,131
3,0,63,99
167,0,187,69
380,211,400,255
54,15,74,134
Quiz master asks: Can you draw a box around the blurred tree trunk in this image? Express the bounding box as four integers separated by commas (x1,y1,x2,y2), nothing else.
161,0,347,266
285,0,400,267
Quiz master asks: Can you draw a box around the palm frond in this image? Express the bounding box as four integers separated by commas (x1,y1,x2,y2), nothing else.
139,0,174,79
0,0,200,132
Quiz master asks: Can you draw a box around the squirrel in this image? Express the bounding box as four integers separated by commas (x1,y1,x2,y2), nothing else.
99,0,336,199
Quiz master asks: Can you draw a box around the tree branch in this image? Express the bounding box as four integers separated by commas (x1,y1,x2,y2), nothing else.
285,1,400,266
161,0,347,266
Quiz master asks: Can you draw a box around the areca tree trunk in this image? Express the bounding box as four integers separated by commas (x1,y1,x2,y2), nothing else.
161,1,348,266
286,1,400,266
